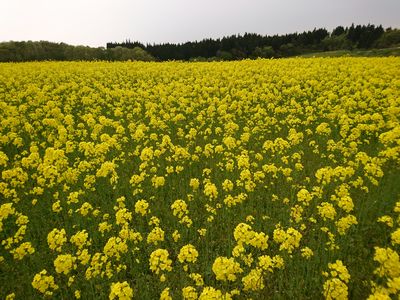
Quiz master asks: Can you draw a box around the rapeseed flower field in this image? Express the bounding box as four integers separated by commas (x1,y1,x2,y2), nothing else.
0,58,399,299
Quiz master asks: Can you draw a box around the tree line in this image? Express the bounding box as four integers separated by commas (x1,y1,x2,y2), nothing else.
0,42,154,62
1,24,399,62
108,24,399,61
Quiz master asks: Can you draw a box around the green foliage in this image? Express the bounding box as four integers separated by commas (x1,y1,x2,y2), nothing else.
375,29,400,48
0,41,154,62
107,24,395,61
107,46,154,61
322,35,353,51
300,47,400,58
252,46,275,58
0,24,399,62
216,50,233,61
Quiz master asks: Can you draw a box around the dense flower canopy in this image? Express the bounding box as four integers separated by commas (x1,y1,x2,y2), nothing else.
0,58,400,299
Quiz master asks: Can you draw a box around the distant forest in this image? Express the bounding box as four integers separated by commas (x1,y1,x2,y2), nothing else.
1,24,399,62
108,24,399,61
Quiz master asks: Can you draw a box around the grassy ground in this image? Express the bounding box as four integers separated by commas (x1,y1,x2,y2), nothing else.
299,47,400,58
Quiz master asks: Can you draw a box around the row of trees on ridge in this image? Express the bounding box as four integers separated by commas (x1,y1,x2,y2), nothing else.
1,24,399,62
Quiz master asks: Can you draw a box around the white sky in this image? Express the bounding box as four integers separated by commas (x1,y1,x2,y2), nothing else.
1,0,399,47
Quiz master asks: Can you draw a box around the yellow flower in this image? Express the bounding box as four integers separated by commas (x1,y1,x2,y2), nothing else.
140,147,153,161
297,188,313,205
47,228,67,252
189,273,204,286
258,255,285,271
149,249,172,275
70,230,91,249
197,228,207,237
5,293,15,300
52,201,62,213
77,249,91,265
318,202,337,221
135,199,150,216
222,179,234,191
199,287,231,300
323,278,348,300
212,256,243,281
178,244,199,264
316,122,332,135
160,287,172,300
327,260,350,283
149,216,161,226
54,254,77,275
76,202,93,216
0,151,8,167
115,208,132,226
373,247,400,278
11,242,35,260
233,223,254,244
152,176,165,188
391,228,400,245
335,215,358,235
32,269,59,296
242,268,264,291
172,230,181,242
171,199,189,218
99,221,112,234
301,247,314,259
147,226,165,245
204,182,218,199
103,237,128,259
189,178,200,190
273,226,302,253
96,161,118,183
377,216,393,227
182,286,198,300
109,281,133,300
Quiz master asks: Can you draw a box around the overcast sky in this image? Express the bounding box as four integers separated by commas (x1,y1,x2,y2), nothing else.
1,0,399,47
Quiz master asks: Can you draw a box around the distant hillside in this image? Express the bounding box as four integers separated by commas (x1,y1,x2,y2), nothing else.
0,41,154,62
0,24,399,62
299,47,400,58
108,24,400,61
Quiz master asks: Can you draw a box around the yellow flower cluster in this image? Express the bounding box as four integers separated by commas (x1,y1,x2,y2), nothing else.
367,199,400,298
212,256,243,281
70,230,91,249
160,287,172,300
171,199,193,227
198,287,232,300
54,254,77,275
171,199,189,218
322,260,350,300
1,58,400,299
147,226,165,245
233,223,269,250
134,199,149,216
242,268,265,291
32,270,59,296
10,241,35,260
115,208,132,226
178,244,199,264
273,226,302,253
109,281,133,300
47,228,67,252
204,182,218,200
1,203,33,261
103,237,128,259
149,248,172,279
